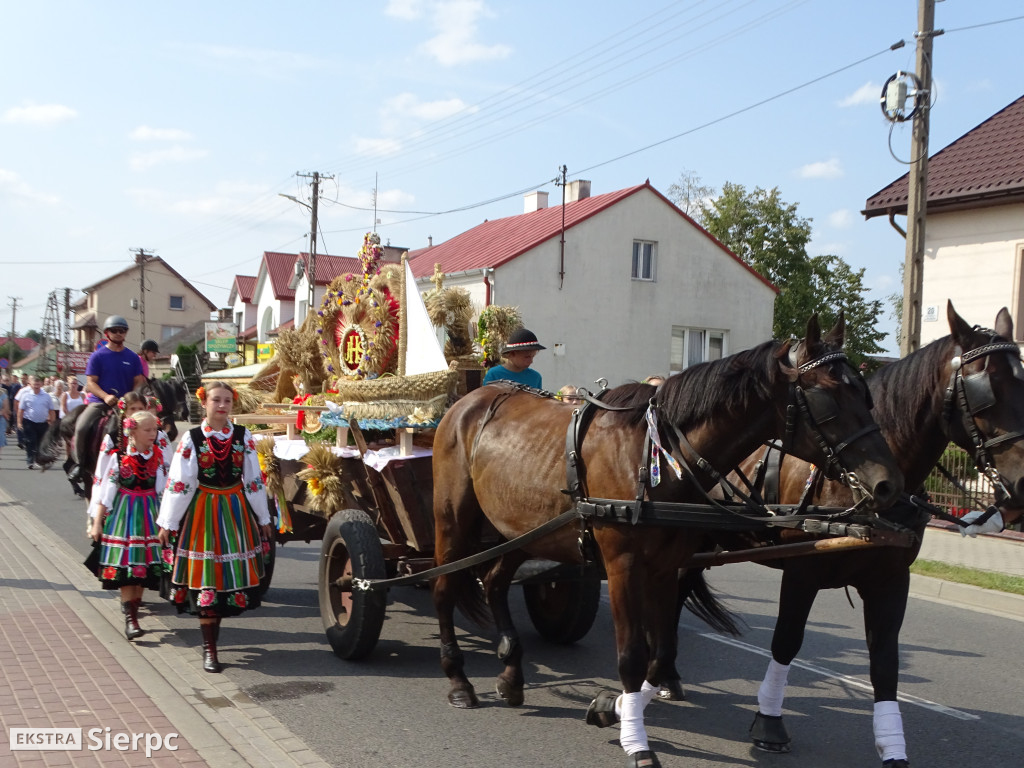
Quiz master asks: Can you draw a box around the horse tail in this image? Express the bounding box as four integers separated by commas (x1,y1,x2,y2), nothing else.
450,566,494,630
678,568,742,636
36,420,63,463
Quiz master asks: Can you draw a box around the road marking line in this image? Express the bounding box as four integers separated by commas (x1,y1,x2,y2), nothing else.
701,633,979,720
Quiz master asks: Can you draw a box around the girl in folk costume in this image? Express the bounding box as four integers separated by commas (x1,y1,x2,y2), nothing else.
89,410,165,641
157,381,271,674
88,392,148,532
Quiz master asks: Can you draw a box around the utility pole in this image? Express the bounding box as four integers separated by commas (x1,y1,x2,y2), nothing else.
555,165,567,290
133,248,155,345
296,171,333,318
62,288,72,347
900,0,937,357
7,296,21,340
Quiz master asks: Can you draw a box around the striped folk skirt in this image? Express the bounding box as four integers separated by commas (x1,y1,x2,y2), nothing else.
169,483,266,617
97,488,165,590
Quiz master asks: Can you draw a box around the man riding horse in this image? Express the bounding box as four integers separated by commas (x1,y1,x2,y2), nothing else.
69,315,147,481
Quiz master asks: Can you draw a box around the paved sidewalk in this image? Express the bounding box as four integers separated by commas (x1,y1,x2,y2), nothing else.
0,485,331,768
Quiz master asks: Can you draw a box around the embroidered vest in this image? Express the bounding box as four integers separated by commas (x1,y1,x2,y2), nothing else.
190,424,246,488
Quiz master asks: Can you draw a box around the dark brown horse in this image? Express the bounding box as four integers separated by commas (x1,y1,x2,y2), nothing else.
431,315,903,768
655,302,1024,767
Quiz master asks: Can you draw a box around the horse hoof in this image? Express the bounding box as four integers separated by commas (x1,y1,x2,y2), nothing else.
496,679,524,707
447,689,480,709
657,680,686,701
750,711,791,753
585,690,619,728
882,761,909,768
626,750,662,768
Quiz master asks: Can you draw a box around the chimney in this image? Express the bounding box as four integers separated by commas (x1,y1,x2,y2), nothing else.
524,190,549,213
566,180,591,203
428,236,433,247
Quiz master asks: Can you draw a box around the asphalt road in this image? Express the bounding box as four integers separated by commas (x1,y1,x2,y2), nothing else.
3,449,1023,768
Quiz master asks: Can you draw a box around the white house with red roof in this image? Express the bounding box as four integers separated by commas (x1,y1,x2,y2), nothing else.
864,94,1024,345
228,275,258,342
409,180,776,389
251,252,299,342
290,245,409,326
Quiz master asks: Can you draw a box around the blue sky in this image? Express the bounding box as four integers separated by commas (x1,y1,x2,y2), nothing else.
2,1,1023,354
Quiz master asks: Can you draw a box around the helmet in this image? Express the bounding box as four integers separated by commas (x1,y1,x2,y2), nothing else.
103,315,129,332
141,339,159,354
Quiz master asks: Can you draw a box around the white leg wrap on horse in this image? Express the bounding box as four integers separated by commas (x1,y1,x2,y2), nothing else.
873,700,906,761
618,692,650,756
757,659,790,717
613,682,658,719
640,680,659,708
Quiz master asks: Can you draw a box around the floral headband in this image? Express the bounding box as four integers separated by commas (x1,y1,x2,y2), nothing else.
122,417,137,435
196,386,238,403
148,396,162,414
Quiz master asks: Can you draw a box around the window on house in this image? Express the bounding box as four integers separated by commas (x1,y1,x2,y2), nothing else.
670,327,727,373
169,295,184,310
297,300,308,326
235,312,243,329
631,240,656,281
161,325,184,340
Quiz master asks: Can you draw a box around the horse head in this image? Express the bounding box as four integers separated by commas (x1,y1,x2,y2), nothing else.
141,378,184,442
945,301,1024,507
775,311,902,509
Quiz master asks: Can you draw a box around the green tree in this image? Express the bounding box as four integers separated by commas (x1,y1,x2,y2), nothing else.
0,341,26,364
698,182,885,363
25,329,42,343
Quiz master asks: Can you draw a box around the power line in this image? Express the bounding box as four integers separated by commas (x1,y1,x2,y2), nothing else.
944,14,1024,34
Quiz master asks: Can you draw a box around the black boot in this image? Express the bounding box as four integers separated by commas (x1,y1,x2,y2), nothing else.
124,599,145,640
201,622,222,673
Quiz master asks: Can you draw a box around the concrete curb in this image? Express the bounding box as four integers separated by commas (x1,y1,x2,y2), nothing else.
908,573,1024,621
1,488,332,768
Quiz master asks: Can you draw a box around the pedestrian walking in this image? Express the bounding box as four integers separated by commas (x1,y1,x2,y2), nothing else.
0,391,8,465
17,376,55,469
157,381,271,673
89,410,166,640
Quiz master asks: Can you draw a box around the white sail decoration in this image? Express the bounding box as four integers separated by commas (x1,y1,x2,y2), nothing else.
403,256,449,376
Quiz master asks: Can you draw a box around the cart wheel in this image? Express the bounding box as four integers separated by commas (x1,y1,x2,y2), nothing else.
257,527,276,599
523,572,601,644
318,509,386,660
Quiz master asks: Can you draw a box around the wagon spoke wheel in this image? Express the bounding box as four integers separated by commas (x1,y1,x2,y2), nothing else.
318,509,386,660
523,570,602,644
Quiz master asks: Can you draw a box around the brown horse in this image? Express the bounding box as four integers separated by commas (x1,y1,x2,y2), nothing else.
653,302,1024,767
431,315,903,768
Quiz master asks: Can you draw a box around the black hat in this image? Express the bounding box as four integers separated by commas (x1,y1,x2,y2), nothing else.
502,327,546,354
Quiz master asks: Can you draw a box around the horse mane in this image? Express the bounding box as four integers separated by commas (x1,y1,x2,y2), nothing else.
602,340,783,428
868,335,954,450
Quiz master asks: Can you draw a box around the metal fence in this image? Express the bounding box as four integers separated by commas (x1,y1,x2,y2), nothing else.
923,444,993,517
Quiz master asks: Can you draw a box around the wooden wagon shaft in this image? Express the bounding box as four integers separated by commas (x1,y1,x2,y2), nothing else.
686,531,914,569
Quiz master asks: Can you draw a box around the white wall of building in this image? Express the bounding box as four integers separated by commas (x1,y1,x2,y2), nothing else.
424,188,775,389
921,203,1024,343
252,274,294,342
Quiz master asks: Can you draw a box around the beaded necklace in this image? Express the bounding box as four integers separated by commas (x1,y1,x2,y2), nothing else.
204,422,234,463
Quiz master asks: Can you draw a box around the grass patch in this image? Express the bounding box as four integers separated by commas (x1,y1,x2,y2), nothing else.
911,559,1024,596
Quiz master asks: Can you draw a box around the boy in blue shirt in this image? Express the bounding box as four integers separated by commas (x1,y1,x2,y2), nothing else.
482,328,546,389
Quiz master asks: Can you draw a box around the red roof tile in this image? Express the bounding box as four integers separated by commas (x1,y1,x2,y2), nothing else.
240,324,258,340
233,275,257,303
864,94,1024,218
261,252,299,301
408,181,775,292
0,337,39,353
300,253,362,285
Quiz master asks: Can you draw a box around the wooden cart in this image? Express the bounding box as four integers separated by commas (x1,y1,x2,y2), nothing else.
239,416,602,661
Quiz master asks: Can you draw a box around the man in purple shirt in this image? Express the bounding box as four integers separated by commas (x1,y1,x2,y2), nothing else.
71,315,146,479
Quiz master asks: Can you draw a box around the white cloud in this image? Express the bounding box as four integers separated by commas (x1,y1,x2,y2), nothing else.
0,168,60,204
130,126,194,142
130,146,209,171
385,0,424,20
129,181,269,217
838,82,879,108
353,137,403,157
2,102,78,125
378,92,474,134
827,209,854,229
418,0,512,66
797,158,843,180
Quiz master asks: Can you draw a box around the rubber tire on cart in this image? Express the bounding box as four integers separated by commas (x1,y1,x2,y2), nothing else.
257,526,276,599
523,571,602,644
318,509,387,660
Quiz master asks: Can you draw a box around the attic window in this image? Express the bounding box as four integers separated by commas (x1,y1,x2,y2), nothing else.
631,240,656,281
169,295,184,310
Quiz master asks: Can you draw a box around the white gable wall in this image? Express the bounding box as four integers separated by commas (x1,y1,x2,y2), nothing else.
921,203,1024,344
493,187,775,389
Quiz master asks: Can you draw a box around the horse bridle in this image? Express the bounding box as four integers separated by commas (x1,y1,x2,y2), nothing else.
942,332,1024,507
781,347,881,499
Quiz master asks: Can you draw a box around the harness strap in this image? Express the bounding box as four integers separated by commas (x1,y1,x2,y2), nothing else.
351,508,582,591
